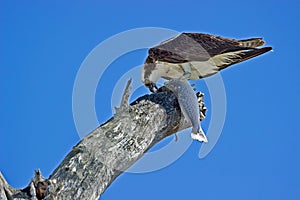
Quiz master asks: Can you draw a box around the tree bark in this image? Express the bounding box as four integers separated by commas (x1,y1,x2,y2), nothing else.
0,82,206,200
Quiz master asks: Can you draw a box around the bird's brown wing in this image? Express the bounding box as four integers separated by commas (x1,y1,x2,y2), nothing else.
146,33,270,64
147,33,211,63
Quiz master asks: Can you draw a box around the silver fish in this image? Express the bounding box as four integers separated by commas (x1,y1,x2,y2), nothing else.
164,78,208,142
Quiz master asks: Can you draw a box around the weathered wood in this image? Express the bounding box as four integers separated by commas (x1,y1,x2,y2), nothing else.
0,85,206,200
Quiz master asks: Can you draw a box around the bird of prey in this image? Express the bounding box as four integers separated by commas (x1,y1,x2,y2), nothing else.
141,32,272,92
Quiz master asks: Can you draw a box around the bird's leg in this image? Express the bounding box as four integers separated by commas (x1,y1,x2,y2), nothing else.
182,72,192,80
180,63,193,80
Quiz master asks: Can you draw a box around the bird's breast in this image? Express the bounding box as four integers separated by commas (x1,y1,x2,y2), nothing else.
157,61,219,80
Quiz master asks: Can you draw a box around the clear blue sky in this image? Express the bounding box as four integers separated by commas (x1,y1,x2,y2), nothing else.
1,0,299,199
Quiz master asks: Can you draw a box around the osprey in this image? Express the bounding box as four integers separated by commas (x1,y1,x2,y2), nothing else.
141,33,272,92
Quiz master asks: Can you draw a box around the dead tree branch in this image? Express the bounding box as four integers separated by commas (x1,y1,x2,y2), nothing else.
0,83,206,200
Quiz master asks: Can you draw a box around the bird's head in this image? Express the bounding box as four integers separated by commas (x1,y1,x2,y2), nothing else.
141,58,159,92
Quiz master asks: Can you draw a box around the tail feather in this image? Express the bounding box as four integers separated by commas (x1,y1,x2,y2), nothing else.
215,46,272,69
238,38,265,48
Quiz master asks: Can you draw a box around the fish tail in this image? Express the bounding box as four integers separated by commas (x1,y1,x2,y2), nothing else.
191,126,208,143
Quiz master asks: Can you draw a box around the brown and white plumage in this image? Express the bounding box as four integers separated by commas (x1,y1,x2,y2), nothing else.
141,33,272,91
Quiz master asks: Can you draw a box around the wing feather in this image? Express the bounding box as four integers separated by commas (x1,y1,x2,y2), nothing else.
146,33,271,64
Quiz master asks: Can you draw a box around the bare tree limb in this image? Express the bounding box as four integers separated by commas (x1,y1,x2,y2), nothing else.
0,83,206,200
